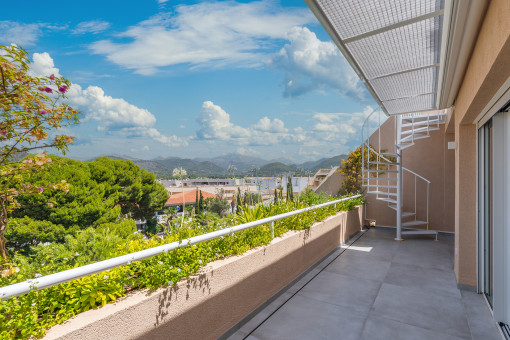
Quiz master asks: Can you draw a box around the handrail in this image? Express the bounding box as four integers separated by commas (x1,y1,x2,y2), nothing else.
0,194,362,300
402,167,431,183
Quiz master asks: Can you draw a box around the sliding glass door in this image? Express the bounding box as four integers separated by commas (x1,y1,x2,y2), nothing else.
478,119,493,307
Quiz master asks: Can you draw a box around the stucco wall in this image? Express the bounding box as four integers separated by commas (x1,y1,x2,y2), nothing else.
44,206,363,340
314,167,345,196
452,0,510,286
364,117,455,233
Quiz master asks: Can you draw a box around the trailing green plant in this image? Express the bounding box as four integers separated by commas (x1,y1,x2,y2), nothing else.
0,192,364,339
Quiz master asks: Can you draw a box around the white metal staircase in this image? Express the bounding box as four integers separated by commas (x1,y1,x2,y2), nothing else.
362,109,448,240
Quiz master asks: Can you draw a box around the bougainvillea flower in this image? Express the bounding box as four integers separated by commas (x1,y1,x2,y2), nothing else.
49,74,55,80
37,187,44,192
58,86,67,93
1,130,7,136
40,110,47,115
44,87,53,93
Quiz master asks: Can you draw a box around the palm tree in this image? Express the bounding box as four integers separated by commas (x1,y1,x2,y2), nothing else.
173,167,187,226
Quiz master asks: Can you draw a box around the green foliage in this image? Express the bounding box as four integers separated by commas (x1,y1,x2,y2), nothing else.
286,176,294,202
5,218,68,253
0,45,80,258
8,156,168,247
338,145,394,196
207,197,230,216
0,192,364,339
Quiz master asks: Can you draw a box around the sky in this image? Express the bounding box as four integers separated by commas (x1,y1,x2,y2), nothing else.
1,0,377,162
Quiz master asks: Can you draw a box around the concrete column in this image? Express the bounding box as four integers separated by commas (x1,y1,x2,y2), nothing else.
454,123,477,287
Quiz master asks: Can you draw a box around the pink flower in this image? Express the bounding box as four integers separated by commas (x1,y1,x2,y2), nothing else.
49,74,55,80
58,86,67,93
27,109,32,113
37,187,43,192
1,130,7,136
40,110,47,115
44,87,53,93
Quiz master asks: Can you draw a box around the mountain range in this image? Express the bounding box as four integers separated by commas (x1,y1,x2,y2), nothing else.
99,153,348,177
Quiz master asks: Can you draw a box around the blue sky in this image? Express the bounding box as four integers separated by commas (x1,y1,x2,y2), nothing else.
1,0,376,162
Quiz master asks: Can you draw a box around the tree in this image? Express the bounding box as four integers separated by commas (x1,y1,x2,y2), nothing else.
172,167,187,226
199,190,205,213
195,189,199,214
10,156,168,241
338,145,392,195
236,187,242,214
286,176,294,202
0,45,79,258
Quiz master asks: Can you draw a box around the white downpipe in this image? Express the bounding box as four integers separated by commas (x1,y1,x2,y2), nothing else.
395,116,403,241
0,195,361,300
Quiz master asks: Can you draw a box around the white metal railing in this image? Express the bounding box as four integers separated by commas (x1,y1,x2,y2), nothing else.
0,194,361,300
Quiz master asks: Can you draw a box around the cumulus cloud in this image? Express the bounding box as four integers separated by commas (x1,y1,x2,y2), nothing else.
72,20,110,35
310,106,375,143
270,27,365,99
196,101,297,146
90,1,314,75
30,52,187,147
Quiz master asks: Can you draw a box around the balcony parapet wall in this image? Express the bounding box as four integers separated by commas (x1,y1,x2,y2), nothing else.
44,206,363,340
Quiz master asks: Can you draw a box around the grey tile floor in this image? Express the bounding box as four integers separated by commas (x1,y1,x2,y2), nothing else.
227,227,502,340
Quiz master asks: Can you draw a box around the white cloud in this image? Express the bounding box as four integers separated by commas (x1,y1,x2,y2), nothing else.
30,52,187,147
0,21,43,46
270,27,365,99
72,21,110,35
196,101,296,146
90,1,314,75
310,106,375,143
0,21,67,46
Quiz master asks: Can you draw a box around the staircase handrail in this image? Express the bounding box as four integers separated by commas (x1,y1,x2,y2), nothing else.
402,167,431,183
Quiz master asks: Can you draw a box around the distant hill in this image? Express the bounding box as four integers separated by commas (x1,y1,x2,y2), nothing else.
195,153,268,173
96,153,349,177
310,154,347,171
257,162,296,176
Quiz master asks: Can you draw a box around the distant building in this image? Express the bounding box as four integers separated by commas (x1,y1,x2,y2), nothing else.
164,189,217,211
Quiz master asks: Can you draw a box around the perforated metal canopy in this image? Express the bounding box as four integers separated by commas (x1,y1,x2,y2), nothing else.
306,0,446,116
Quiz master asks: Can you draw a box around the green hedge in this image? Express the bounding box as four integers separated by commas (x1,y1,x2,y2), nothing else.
0,193,364,339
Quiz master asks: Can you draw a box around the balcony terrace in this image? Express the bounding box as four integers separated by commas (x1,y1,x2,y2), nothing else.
227,227,501,340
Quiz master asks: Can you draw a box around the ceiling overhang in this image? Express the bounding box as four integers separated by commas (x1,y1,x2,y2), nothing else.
305,0,488,116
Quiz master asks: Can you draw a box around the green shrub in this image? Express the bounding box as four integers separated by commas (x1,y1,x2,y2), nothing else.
0,193,364,339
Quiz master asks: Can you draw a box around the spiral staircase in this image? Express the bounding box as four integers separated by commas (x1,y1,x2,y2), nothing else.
362,109,448,240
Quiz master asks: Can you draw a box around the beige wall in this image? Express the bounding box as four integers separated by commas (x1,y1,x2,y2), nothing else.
365,117,455,233
315,168,345,196
452,0,510,286
44,207,363,340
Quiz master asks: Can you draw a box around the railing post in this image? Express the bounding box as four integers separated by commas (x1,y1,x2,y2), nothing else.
271,221,274,240
395,116,403,241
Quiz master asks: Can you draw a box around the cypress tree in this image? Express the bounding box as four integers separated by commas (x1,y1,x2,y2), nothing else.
199,190,204,213
195,189,199,214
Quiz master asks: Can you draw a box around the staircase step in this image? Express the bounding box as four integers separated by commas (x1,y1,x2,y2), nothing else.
365,169,398,173
376,197,397,204
402,220,428,227
379,152,398,158
401,126,439,135
387,206,416,217
401,230,438,238
362,177,398,181
368,161,399,165
398,143,415,150
401,119,440,127
367,191,398,196
363,184,398,188
399,134,430,143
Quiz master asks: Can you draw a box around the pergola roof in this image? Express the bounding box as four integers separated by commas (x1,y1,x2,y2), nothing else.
306,0,448,116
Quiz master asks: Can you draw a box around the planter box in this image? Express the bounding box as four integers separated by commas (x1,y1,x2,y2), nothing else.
45,205,363,340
